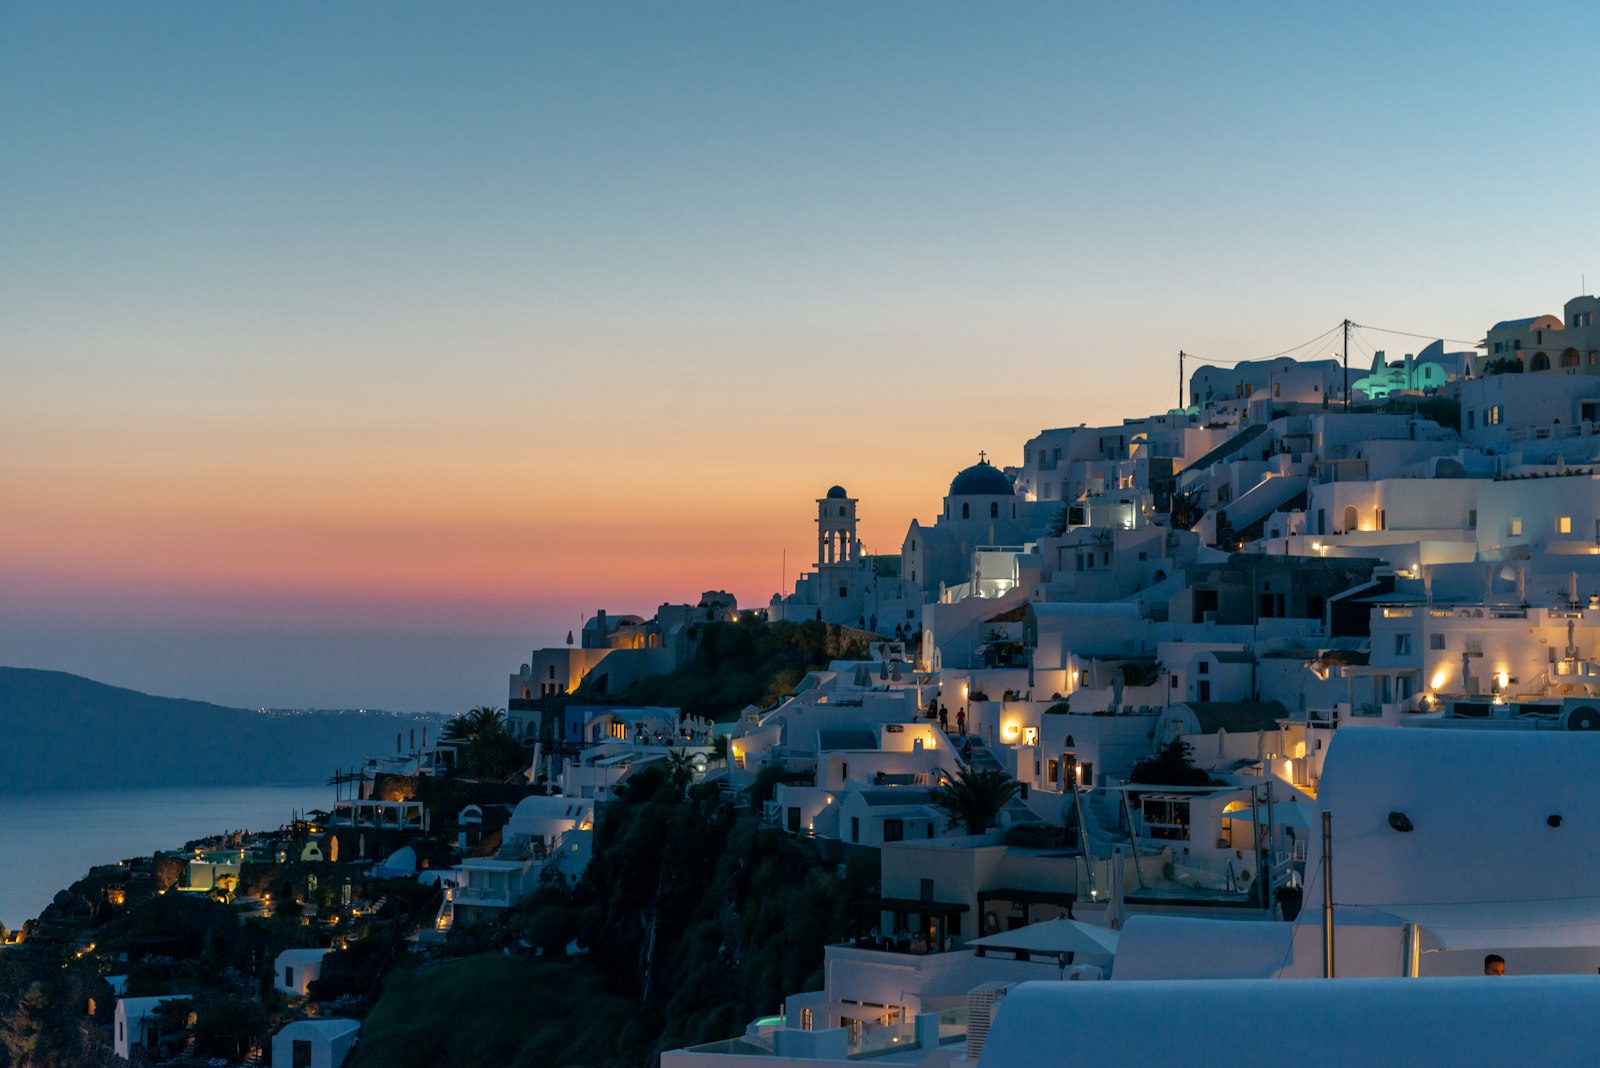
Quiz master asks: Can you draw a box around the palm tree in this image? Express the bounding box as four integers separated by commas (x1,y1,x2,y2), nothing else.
441,716,474,742
466,705,507,736
665,749,695,799
931,764,1022,836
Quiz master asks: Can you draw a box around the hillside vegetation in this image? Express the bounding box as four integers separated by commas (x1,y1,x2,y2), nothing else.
353,773,876,1067
599,617,868,719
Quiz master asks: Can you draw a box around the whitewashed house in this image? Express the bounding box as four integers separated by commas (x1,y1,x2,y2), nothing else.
271,1018,360,1068
274,947,332,997
114,995,190,1062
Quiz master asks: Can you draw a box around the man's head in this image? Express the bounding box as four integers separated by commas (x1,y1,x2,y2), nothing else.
1484,954,1506,976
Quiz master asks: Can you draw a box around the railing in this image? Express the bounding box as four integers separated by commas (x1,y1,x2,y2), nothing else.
454,886,512,905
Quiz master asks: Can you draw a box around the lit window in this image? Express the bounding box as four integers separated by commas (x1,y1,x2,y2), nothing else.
1559,516,1573,534
1510,518,1523,537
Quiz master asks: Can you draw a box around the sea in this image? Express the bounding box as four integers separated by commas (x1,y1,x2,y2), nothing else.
0,783,333,931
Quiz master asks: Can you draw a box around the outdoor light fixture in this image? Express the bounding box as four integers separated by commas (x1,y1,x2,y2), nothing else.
1387,811,1414,833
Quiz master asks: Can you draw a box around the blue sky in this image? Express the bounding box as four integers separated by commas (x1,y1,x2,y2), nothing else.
3,2,1597,710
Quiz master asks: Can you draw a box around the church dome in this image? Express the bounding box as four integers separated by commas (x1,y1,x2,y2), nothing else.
949,457,1014,497
826,485,849,499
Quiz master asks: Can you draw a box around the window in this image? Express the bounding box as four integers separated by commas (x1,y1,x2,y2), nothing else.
851,817,860,843
293,1039,313,1068
1467,410,1475,429
920,878,935,901
285,967,295,989
1510,518,1523,537
883,818,904,842
1486,406,1502,426
839,586,848,598
1559,516,1573,534
1430,634,1446,651
990,502,999,519
1197,660,1209,675
1469,509,1477,529
962,503,970,519
1395,634,1411,656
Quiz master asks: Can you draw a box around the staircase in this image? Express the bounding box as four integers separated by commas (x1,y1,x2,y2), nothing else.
958,737,1006,773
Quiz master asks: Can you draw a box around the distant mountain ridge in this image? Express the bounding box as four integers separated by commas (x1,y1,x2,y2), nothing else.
0,667,436,793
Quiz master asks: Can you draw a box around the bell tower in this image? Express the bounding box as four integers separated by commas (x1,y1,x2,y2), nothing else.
817,485,858,567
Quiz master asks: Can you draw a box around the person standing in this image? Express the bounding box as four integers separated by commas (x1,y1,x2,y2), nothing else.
956,708,966,736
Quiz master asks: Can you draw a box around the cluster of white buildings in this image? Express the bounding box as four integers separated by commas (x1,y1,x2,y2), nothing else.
645,292,1600,1065
388,291,1600,1065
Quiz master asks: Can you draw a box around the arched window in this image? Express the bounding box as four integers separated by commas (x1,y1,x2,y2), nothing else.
1342,505,1358,533
840,506,847,516
962,503,970,519
1562,348,1580,368
1530,351,1551,372
990,502,999,519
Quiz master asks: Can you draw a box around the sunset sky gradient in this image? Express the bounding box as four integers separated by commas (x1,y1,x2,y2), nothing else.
5,2,1599,709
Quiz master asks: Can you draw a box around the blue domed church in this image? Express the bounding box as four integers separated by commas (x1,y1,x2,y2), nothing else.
901,453,1042,598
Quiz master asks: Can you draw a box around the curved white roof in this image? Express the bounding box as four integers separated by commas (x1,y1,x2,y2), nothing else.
1313,730,1600,911
979,976,1600,1066
1111,915,1292,980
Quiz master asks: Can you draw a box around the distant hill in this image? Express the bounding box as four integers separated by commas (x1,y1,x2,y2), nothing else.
0,667,439,793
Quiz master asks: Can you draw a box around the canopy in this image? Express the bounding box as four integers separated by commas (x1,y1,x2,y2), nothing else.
1362,897,1600,951
968,917,1120,956
1221,804,1314,829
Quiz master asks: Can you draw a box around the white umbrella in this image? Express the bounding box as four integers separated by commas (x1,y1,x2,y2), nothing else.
1222,804,1313,830
1106,848,1127,931
967,917,1120,956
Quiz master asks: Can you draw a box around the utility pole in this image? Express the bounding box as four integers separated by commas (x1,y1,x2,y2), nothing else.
1322,809,1336,978
1342,319,1351,411
1178,351,1185,411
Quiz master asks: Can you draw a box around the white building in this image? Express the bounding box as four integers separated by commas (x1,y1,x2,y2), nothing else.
271,1018,360,1068
274,947,332,998
114,995,190,1062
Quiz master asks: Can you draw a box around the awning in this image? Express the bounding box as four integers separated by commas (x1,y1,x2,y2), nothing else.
1220,805,1314,829
967,917,1120,956
1360,897,1600,950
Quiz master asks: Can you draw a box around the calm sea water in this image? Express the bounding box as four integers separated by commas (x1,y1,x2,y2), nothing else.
0,784,334,930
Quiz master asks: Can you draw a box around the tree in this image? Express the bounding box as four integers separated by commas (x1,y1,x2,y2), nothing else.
665,749,695,799
466,706,506,736
1,981,50,1064
1128,738,1212,786
931,765,1022,835
1046,503,1071,538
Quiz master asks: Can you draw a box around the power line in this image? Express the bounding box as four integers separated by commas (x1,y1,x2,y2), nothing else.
1184,321,1346,366
1352,321,1485,348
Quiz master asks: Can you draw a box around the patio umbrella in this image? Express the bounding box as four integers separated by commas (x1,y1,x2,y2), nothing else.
1222,804,1314,830
967,917,1120,957
1105,848,1127,931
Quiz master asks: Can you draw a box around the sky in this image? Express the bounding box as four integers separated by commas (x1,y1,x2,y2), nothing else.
4,2,1599,711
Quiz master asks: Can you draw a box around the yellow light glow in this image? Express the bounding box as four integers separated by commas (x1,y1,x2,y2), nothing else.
1430,669,1449,690
1497,671,1509,689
